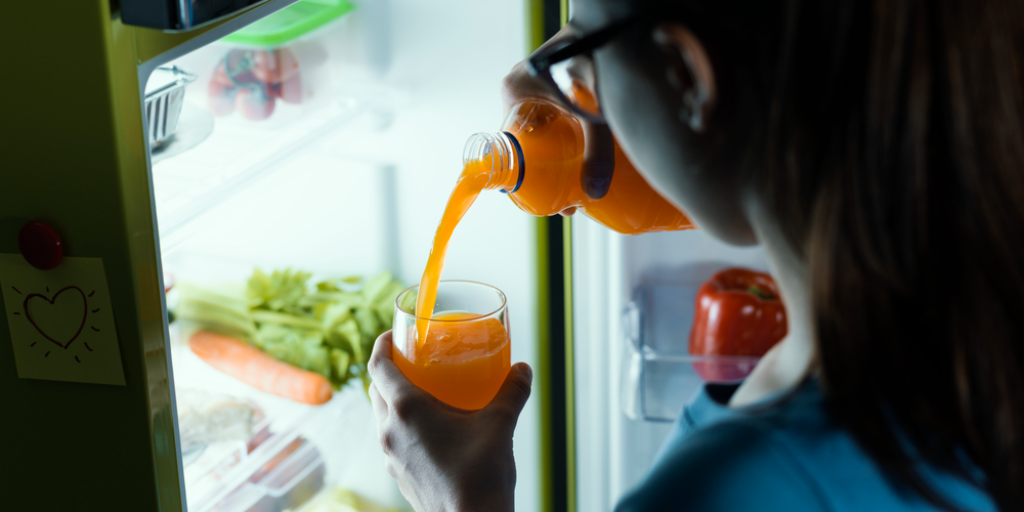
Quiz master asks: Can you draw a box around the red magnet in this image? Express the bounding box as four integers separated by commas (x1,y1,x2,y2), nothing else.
19,221,63,270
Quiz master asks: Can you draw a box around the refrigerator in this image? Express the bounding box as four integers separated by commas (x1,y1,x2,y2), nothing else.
569,221,770,511
0,0,771,510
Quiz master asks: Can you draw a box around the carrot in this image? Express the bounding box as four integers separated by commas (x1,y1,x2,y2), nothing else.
189,331,333,405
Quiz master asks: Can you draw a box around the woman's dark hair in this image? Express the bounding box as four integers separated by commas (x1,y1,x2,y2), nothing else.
655,0,1024,509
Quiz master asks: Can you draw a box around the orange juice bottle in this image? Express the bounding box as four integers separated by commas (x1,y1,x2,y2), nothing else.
466,101,695,234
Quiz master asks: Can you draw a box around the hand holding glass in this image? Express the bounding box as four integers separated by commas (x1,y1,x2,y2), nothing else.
392,281,511,410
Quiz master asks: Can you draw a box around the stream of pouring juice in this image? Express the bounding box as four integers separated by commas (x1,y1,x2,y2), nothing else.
393,311,511,410
414,158,492,338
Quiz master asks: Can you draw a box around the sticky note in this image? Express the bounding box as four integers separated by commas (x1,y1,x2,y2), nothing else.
0,254,126,386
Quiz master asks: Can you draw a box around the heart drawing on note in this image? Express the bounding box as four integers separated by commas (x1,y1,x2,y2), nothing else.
24,286,88,349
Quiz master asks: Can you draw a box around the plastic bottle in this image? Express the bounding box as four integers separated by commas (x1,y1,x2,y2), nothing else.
465,101,695,234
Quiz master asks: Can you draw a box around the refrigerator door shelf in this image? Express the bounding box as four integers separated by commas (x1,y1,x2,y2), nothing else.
622,284,760,422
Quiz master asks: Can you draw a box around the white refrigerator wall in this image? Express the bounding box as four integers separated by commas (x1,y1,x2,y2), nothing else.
379,5,542,509
572,216,769,510
158,0,540,509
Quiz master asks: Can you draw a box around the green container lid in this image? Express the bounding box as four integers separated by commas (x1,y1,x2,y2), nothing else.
222,0,355,48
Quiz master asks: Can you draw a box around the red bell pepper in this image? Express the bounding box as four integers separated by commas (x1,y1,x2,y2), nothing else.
689,268,787,380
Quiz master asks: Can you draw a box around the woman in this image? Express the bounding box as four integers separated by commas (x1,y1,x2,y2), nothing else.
368,0,1024,510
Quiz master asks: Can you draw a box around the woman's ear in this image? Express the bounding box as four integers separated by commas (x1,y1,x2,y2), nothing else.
652,23,716,132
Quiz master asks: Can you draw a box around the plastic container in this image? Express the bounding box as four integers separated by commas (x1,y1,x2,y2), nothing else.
621,282,760,422
181,390,338,512
205,0,355,124
464,101,696,235
169,342,403,512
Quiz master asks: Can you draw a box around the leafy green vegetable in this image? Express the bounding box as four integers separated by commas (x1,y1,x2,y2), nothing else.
175,268,404,392
299,486,406,512
174,283,256,342
330,349,351,382
251,310,323,330
253,323,331,378
248,268,312,313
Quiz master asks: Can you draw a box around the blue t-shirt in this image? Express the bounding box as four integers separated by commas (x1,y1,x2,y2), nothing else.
615,379,994,512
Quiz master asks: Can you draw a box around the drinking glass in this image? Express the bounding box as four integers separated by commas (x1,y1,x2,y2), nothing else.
392,280,511,410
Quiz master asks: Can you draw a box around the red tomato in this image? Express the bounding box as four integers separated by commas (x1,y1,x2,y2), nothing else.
252,49,300,84
224,49,259,86
211,60,234,87
236,87,275,121
688,268,788,382
207,80,236,117
276,73,303,104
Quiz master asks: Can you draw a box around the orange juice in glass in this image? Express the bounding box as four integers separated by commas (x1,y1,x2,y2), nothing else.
392,280,511,410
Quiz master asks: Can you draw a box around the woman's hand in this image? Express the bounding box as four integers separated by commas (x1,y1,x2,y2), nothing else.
367,331,533,512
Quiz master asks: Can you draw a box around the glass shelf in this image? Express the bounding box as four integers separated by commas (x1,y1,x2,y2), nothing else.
152,95,386,252
145,13,398,255
622,283,760,422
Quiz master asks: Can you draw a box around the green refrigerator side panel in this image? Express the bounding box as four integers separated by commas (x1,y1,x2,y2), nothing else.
0,0,295,510
530,2,573,512
0,0,173,509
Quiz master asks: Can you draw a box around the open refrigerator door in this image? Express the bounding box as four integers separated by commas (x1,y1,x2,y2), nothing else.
570,216,771,511
142,1,538,510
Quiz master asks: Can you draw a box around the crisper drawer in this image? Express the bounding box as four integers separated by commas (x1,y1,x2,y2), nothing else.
171,342,402,512
621,283,759,422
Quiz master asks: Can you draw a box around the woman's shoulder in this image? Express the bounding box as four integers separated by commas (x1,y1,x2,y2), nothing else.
615,381,995,512
616,417,831,512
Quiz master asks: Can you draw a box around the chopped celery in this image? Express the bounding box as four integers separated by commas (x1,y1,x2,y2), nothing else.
330,349,351,386
174,268,403,392
248,268,313,312
252,310,324,330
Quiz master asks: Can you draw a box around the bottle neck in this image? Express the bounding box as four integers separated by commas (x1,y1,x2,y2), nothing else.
463,131,524,193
